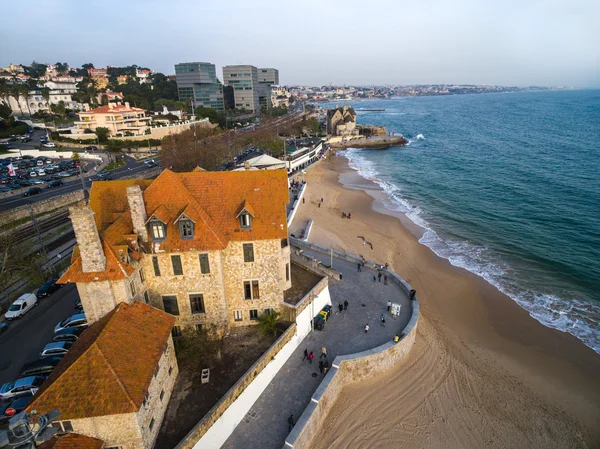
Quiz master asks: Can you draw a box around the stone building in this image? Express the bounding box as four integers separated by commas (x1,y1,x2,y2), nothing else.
326,105,358,136
27,302,178,449
59,168,291,335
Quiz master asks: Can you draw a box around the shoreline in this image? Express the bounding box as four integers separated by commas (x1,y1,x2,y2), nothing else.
290,155,600,448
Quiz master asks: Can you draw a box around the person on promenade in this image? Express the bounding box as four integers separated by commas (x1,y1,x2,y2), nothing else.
384,275,388,285
319,360,324,374
380,314,386,327
308,351,314,364
394,334,400,342
338,303,344,313
344,300,348,310
357,263,362,272
288,414,295,432
387,300,392,312
378,272,382,282
302,348,308,361
324,360,330,375
364,324,369,333
373,275,377,282
321,346,327,358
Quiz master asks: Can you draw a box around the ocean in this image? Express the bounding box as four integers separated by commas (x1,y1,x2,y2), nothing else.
322,90,600,353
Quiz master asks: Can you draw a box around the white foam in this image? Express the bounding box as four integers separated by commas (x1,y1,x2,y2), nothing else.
416,134,425,140
343,149,600,354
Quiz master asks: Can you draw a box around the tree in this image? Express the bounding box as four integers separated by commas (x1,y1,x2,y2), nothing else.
50,100,67,118
82,63,94,70
24,61,47,79
55,62,69,75
10,84,24,116
0,224,47,294
95,127,110,142
72,152,80,161
0,102,11,120
195,107,226,128
256,310,281,337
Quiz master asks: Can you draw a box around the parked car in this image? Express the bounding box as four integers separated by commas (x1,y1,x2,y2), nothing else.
53,326,84,342
0,394,34,422
18,357,62,379
0,376,44,400
36,160,44,166
28,171,37,178
54,313,87,333
42,142,56,148
39,136,47,142
36,278,60,298
84,146,98,151
47,180,64,188
23,187,42,197
36,169,46,176
20,136,32,143
4,293,38,320
30,179,45,185
40,341,73,358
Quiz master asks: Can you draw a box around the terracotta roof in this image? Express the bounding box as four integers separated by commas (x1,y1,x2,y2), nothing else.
80,104,147,115
59,169,288,283
27,302,175,420
38,434,104,449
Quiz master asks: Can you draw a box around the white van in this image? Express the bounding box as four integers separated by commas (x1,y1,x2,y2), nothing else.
5,293,38,320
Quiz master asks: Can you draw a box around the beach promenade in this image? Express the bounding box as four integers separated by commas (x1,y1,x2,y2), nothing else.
221,248,411,449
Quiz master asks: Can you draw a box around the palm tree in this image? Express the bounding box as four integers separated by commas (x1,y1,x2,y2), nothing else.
41,88,51,111
10,84,24,117
256,310,281,337
0,79,10,107
19,83,32,117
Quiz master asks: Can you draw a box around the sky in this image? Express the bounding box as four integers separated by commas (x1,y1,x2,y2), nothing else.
1,0,598,87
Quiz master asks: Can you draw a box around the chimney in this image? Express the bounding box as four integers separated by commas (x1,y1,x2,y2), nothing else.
244,161,250,170
126,185,148,242
69,204,106,272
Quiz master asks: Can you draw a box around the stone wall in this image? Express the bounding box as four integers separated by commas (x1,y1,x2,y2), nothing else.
175,323,297,449
69,204,106,272
136,336,179,449
282,244,420,449
69,412,142,449
0,190,84,227
290,247,342,281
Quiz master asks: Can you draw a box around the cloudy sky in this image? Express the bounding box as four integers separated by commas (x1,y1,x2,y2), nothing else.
1,0,598,87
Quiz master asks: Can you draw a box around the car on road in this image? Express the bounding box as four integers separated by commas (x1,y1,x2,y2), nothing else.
40,136,47,142
0,376,44,400
0,186,10,193
40,341,73,358
30,179,45,185
20,136,31,143
54,313,87,333
84,146,98,151
42,142,56,148
18,357,62,379
46,180,64,188
0,394,34,422
4,293,38,320
36,278,60,298
53,326,84,343
23,187,43,197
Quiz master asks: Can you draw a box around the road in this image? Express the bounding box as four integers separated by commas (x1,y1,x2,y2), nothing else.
0,156,155,212
0,284,80,386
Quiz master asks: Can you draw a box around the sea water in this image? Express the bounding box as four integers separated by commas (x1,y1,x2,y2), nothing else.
323,90,600,353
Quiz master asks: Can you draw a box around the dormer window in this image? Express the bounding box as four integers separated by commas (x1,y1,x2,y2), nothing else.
150,221,166,242
240,213,252,230
179,219,194,240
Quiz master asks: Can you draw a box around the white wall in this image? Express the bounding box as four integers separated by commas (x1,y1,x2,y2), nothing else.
190,286,331,449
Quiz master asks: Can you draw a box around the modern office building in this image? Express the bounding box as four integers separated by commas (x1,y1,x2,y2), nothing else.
222,65,260,113
257,68,280,110
258,68,279,85
175,62,224,112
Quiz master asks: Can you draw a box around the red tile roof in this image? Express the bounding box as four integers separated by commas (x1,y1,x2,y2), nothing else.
38,434,104,449
27,302,175,420
80,104,147,115
59,169,288,284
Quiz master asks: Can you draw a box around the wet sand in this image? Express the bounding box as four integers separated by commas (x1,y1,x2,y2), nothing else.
289,154,600,449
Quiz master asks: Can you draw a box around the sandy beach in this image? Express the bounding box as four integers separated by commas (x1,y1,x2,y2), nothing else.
289,154,600,449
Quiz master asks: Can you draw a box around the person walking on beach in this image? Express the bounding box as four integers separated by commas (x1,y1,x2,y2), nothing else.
378,272,382,282
384,275,388,285
387,300,392,312
380,314,386,327
308,351,314,364
364,324,369,333
357,263,362,272
288,414,295,432
321,346,327,359
344,300,348,310
302,348,308,361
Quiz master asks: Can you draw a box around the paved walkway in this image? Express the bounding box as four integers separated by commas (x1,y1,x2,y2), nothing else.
222,249,411,449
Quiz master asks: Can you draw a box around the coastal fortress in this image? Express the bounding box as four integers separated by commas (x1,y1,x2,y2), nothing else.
326,105,408,150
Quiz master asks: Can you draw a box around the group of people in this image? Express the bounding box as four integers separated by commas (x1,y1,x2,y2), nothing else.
337,300,349,313
341,212,352,219
302,346,331,375
373,271,388,285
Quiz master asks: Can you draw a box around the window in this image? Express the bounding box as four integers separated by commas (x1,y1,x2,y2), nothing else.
281,238,288,248
149,418,155,431
199,253,210,274
264,308,274,315
234,310,243,321
169,366,173,376
179,219,194,240
249,309,258,320
144,290,149,304
160,390,165,401
286,263,290,282
51,421,73,434
189,294,205,314
152,256,161,276
195,323,203,332
240,213,252,230
171,255,183,275
243,243,254,262
244,280,260,300
171,326,182,338
129,279,136,296
150,221,166,241
162,295,180,315
139,268,145,283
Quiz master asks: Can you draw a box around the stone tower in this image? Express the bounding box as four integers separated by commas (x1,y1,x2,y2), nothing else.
127,184,148,242
70,204,106,272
